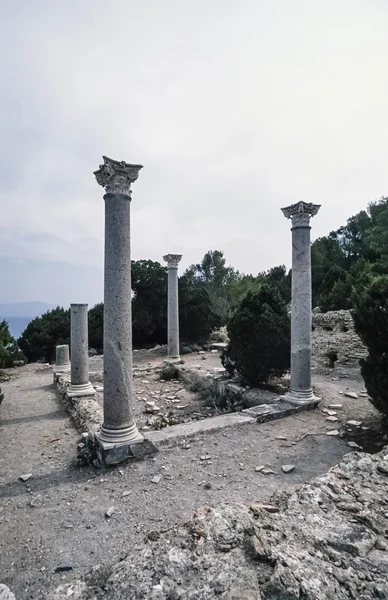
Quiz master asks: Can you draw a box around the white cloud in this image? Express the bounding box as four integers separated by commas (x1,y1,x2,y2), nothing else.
0,0,387,303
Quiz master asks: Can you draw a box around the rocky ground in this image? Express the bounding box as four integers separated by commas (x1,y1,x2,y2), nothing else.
49,447,388,600
89,349,227,430
0,357,387,599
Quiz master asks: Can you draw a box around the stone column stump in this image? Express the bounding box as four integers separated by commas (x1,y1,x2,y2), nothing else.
53,344,70,374
67,303,95,397
281,201,321,407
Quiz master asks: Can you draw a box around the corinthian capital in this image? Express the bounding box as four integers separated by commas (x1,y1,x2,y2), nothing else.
94,156,143,196
281,201,321,227
163,254,182,268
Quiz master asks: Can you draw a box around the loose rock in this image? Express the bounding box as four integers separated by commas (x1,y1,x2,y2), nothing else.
54,564,73,573
281,464,295,474
19,473,32,482
0,584,16,600
250,503,279,514
348,441,360,449
262,468,275,475
377,462,388,475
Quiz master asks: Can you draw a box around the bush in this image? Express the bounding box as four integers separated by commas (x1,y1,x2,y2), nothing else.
132,260,168,347
88,303,104,352
18,307,70,363
159,364,180,381
221,286,290,386
179,275,219,343
0,320,25,368
352,276,388,416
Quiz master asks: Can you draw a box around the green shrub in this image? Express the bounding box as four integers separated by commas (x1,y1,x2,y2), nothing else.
179,274,220,343
221,286,290,386
159,364,180,381
18,307,70,363
352,275,388,416
0,320,25,368
88,303,104,352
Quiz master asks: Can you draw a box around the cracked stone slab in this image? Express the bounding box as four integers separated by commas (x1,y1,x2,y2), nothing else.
146,413,256,445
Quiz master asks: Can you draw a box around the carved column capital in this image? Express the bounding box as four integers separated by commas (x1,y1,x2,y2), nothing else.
163,254,182,268
94,155,143,196
281,201,321,227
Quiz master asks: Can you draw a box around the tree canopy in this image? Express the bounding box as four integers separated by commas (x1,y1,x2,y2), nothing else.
311,197,388,310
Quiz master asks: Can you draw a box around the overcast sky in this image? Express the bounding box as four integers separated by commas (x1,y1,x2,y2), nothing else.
1,0,387,307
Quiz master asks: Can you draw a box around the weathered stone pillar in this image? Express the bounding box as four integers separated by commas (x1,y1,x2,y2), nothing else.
94,155,151,462
281,201,321,404
67,304,95,397
163,254,182,361
54,344,70,373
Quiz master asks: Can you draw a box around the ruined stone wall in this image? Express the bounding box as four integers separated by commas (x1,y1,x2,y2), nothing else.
312,309,367,366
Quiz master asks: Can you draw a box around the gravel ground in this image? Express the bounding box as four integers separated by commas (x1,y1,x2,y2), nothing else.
0,361,382,599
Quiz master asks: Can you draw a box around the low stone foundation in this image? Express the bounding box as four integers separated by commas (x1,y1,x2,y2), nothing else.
54,373,102,433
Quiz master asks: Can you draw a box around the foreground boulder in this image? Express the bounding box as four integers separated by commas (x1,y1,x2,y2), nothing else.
50,449,388,599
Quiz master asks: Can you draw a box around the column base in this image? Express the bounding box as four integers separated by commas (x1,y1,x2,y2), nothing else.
53,363,71,374
98,422,143,444
94,428,158,466
164,357,182,365
67,382,95,397
280,389,321,409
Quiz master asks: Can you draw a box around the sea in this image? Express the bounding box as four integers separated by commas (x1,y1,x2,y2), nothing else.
0,316,32,339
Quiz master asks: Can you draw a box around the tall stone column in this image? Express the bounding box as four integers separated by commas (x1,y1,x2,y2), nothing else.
281,201,321,404
163,254,182,361
94,156,144,449
67,303,95,397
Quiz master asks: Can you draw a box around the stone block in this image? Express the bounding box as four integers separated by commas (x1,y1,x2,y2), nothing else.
243,402,298,423
95,433,158,467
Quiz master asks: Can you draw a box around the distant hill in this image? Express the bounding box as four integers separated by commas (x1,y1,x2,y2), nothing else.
0,302,59,338
0,301,57,318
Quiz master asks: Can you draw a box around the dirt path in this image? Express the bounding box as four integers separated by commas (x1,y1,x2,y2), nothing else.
0,364,378,599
